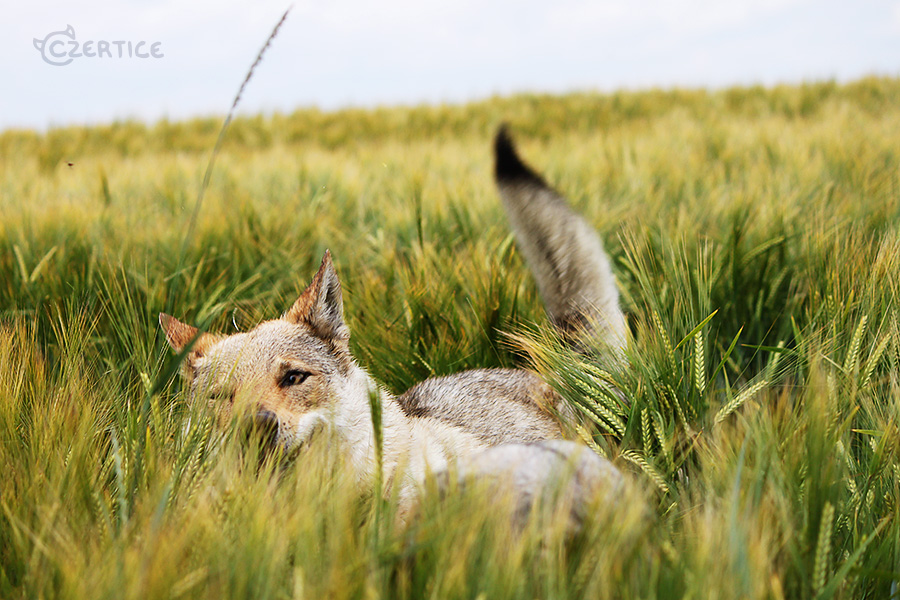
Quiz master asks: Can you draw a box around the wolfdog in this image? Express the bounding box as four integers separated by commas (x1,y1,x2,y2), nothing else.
160,127,628,523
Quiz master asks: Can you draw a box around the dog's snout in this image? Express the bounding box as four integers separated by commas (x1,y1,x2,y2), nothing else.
246,409,280,447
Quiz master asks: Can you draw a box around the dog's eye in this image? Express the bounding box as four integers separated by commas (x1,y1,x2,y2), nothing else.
280,370,310,388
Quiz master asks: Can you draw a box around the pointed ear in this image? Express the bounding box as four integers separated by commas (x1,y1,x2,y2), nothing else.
284,251,349,343
159,313,218,358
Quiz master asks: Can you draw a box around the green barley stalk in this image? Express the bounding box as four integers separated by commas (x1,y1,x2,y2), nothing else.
843,315,868,377
813,502,835,596
111,433,129,531
92,488,112,542
573,402,623,438
168,6,292,316
652,410,670,468
815,519,890,600
860,333,890,390
715,378,768,424
581,393,627,436
836,440,859,499
665,384,694,431
575,424,608,459
570,374,624,414
367,383,387,544
693,330,706,396
580,362,621,390
12,245,28,283
641,408,652,455
652,310,676,373
620,450,669,494
892,314,900,373
183,416,215,505
368,385,384,478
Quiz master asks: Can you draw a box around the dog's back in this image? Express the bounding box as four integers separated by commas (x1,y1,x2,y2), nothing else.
397,368,564,445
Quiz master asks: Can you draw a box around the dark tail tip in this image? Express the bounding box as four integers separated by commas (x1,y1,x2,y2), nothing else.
494,125,545,186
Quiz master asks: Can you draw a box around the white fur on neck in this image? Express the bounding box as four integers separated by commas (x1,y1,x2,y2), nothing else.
322,360,486,505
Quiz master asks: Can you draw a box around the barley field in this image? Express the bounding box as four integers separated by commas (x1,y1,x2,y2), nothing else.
1,77,899,599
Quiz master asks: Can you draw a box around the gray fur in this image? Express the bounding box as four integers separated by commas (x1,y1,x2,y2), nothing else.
397,368,568,445
442,440,624,529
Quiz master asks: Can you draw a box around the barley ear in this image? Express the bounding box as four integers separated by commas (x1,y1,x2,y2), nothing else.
715,377,767,424
843,315,867,376
812,502,835,596
693,331,706,396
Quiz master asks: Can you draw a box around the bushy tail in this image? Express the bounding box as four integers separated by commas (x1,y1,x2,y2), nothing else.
494,126,627,351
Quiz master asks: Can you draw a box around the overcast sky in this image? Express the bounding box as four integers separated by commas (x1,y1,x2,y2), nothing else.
2,0,899,131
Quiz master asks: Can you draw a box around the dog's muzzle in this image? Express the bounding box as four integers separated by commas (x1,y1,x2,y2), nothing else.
245,409,281,449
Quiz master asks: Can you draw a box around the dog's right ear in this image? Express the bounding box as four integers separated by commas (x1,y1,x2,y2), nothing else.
284,250,350,344
159,313,218,363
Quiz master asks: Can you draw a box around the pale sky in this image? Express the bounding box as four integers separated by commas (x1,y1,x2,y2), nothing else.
2,0,899,131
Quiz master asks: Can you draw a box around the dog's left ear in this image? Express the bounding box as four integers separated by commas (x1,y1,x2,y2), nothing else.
285,250,349,343
159,313,220,367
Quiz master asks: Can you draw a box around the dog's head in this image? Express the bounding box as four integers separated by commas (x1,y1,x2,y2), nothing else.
160,251,355,452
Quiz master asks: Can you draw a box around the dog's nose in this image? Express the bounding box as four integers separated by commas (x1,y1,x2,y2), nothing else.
246,409,280,447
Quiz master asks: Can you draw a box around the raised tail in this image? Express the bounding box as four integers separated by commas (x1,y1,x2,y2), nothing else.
494,126,627,351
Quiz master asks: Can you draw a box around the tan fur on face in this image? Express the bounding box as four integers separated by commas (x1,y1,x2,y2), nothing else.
183,319,351,447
